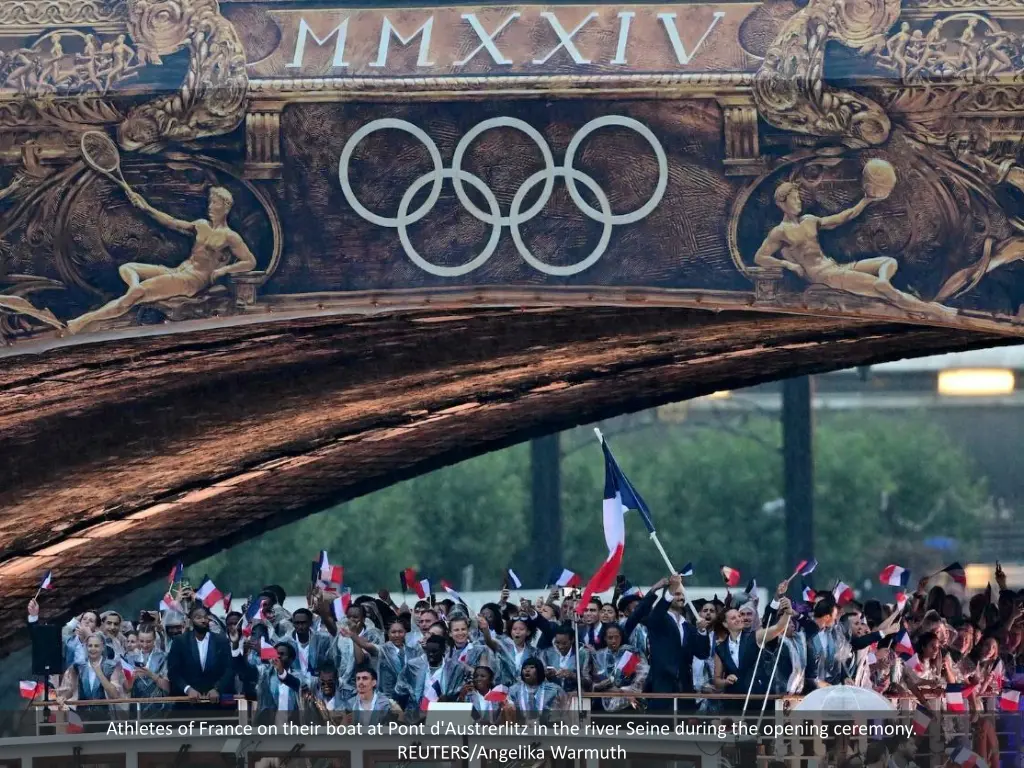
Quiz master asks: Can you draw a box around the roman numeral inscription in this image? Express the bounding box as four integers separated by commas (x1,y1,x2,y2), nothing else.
250,5,756,79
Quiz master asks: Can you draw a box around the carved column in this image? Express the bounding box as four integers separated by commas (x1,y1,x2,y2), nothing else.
719,95,764,177
244,103,285,180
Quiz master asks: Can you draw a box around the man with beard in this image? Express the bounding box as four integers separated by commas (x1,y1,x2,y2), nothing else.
645,573,712,713
278,608,333,677
168,605,234,707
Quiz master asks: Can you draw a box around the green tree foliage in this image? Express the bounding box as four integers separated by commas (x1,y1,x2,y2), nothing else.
184,410,986,601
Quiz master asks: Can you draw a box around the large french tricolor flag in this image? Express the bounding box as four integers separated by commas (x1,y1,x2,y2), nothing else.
577,440,639,613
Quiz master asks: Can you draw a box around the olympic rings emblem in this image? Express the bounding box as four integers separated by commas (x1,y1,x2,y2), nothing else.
339,116,668,277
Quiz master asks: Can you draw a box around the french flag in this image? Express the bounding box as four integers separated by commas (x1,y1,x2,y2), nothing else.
833,581,854,606
793,559,818,577
911,704,931,736
903,653,924,674
599,435,657,534
167,561,183,586
721,566,741,588
241,597,264,636
440,580,465,604
549,568,581,588
577,443,635,614
507,568,523,589
616,650,640,677
895,591,909,612
195,578,223,609
879,564,910,588
484,685,509,703
49,709,84,734
39,571,53,591
221,592,232,614
745,578,757,595
999,689,1020,712
259,638,279,661
420,680,441,710
944,690,966,712
802,585,817,602
159,593,180,614
401,568,431,599
680,562,694,577
332,589,351,620
942,562,967,587
19,680,43,699
895,630,915,657
949,747,988,767
318,551,343,586
119,657,135,687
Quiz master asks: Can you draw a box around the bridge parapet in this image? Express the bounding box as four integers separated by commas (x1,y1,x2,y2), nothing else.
1,0,1024,346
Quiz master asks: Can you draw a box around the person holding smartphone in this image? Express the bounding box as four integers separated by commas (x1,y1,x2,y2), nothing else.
126,625,170,715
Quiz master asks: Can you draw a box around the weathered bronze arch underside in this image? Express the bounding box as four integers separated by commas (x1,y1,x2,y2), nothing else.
0,306,1010,656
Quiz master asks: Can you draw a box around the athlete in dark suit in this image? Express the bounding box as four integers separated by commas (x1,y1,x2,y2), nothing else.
643,574,712,713
167,606,235,703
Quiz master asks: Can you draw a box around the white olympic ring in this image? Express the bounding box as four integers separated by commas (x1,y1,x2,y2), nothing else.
339,115,668,277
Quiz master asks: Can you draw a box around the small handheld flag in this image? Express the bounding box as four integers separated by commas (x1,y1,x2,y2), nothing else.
680,562,694,577
195,578,224,609
159,593,180,614
941,562,967,587
119,657,135,687
745,578,757,595
332,589,352,620
441,580,465,604
318,551,343,586
720,566,741,588
616,650,640,677
259,638,279,661
879,564,910,588
894,630,914,657
833,581,854,606
944,690,966,713
221,592,232,613
948,747,988,768
895,591,909,613
999,689,1020,712
241,596,264,636
802,585,817,602
903,653,924,674
401,569,431,599
549,568,582,588
911,705,931,736
507,568,523,590
49,709,84,734
484,685,509,703
19,680,43,699
419,680,441,710
792,559,818,579
167,561,183,586
39,571,53,591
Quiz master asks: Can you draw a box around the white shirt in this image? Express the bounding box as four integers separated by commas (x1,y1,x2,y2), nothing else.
661,592,689,646
728,636,741,668
196,633,210,671
277,671,290,711
297,639,309,671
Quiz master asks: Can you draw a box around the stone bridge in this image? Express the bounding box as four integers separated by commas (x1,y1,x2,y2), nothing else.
1,0,1023,654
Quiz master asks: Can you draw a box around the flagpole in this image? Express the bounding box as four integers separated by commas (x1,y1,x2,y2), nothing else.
757,613,791,728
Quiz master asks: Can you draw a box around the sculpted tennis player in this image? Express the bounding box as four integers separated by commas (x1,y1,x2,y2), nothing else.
66,185,257,334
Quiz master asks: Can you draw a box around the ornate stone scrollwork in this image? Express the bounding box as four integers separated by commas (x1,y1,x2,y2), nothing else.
0,0,127,29
118,0,248,152
753,0,901,147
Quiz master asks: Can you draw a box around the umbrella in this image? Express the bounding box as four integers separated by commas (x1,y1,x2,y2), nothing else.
792,685,895,714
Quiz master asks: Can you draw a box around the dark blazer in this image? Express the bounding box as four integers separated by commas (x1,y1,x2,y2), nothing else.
168,630,235,697
643,592,712,695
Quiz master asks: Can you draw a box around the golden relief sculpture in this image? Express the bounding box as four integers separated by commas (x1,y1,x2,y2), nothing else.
741,0,1024,324
0,32,140,97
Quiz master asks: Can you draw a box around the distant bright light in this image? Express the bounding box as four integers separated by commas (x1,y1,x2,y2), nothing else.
705,390,731,400
937,369,1015,396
